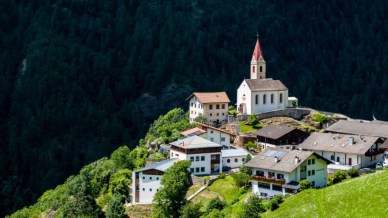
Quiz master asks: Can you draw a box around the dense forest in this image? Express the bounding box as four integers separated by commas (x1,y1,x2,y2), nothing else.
1,0,387,215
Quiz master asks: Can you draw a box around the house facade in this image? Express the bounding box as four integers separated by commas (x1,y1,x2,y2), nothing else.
131,159,179,204
221,147,249,169
245,148,330,197
187,92,230,125
298,132,385,172
169,136,223,175
236,38,288,115
255,125,310,149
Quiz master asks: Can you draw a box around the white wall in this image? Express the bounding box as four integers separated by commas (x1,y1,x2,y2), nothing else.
170,149,222,175
222,155,246,169
318,150,383,169
189,97,205,123
237,80,252,114
202,103,229,124
207,129,231,147
133,171,163,204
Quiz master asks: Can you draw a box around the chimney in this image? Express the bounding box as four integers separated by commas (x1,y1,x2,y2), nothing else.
348,136,354,145
274,156,279,163
295,156,300,164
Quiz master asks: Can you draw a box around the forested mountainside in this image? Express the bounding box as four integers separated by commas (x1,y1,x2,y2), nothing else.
1,0,387,215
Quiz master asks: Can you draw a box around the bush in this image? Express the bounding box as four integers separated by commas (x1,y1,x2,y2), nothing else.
105,194,126,218
180,202,203,218
218,172,226,179
332,170,347,184
299,179,311,190
241,195,265,218
244,141,256,151
230,172,251,188
269,195,284,211
347,168,359,178
206,198,225,214
312,113,328,125
248,114,259,125
229,105,235,111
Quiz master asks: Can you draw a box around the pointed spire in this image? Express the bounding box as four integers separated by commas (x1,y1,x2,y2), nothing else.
252,35,263,61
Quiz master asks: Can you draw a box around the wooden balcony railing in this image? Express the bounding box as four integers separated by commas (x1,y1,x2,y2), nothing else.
251,175,285,185
365,148,385,157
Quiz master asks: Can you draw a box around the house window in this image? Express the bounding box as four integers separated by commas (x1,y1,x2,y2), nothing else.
308,171,311,176
222,104,225,109
263,94,267,104
210,130,213,133
143,188,145,191
255,94,258,105
312,159,315,165
211,155,218,160
312,170,315,175
209,105,213,110
157,177,159,180
268,172,275,178
280,93,283,103
217,113,219,116
256,170,264,176
242,158,245,162
143,176,145,179
221,137,225,142
150,188,152,192
210,138,214,141
201,167,205,172
311,181,315,186
308,160,311,165
277,174,284,179
260,66,263,72
191,103,193,107
234,158,238,163
330,155,335,161
272,185,283,191
210,113,212,116
150,177,152,180
222,113,225,116
271,94,274,104
196,168,199,173
157,189,159,192
227,159,230,163
201,156,205,161
175,154,179,157
190,156,194,162
196,156,200,161
301,166,306,172
190,168,194,173
252,66,255,72
216,104,220,109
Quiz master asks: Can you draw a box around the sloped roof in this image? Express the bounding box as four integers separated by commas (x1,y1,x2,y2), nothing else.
244,79,288,91
379,139,388,149
186,92,230,103
325,120,388,138
244,148,317,173
252,38,264,61
181,127,206,137
298,132,379,155
221,148,249,158
255,125,296,139
170,136,222,149
135,158,179,173
196,123,237,136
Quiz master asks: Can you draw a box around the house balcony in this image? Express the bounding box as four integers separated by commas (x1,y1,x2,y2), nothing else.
251,175,285,185
365,148,385,157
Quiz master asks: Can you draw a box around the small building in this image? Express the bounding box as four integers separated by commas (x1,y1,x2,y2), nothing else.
181,123,237,147
181,127,207,138
131,158,179,204
221,147,250,170
287,97,298,108
325,120,388,139
236,37,289,115
245,148,330,197
298,132,385,172
255,125,310,149
187,92,230,125
169,136,223,175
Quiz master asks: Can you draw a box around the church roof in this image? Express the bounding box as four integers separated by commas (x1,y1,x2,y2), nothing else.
186,92,230,103
244,79,288,91
252,38,264,61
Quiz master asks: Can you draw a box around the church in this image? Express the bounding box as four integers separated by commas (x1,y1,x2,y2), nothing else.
237,37,289,114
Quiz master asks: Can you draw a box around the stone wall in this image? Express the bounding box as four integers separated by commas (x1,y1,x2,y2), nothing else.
237,108,312,121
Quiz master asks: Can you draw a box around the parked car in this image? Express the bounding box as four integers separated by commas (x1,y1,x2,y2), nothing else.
383,160,388,168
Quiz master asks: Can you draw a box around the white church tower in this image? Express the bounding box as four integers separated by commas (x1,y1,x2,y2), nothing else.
250,36,266,80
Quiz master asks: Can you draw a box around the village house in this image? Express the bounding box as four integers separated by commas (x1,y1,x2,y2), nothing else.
255,125,310,149
187,92,230,125
245,148,330,197
236,37,289,115
298,132,385,172
131,158,179,204
325,120,388,139
221,147,249,170
169,136,223,175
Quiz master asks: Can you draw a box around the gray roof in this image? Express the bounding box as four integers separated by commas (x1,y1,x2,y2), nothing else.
255,125,296,139
135,158,179,173
221,148,249,158
170,136,222,149
325,120,388,138
244,79,288,91
298,132,379,155
381,140,388,149
245,148,315,173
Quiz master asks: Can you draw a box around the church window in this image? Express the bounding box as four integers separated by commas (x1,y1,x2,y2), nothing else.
260,66,263,72
255,94,259,105
209,105,213,110
271,94,274,104
280,93,283,103
263,94,267,104
252,66,255,72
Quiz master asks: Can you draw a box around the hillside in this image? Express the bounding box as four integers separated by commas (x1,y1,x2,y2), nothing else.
1,0,388,215
263,170,388,218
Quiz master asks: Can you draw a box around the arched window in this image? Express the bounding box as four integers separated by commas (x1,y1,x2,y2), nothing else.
263,94,267,104
227,159,230,163
234,158,238,163
252,66,255,72
260,66,263,72
255,94,258,105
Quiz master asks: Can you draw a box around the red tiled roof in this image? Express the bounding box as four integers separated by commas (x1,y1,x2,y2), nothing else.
186,92,230,103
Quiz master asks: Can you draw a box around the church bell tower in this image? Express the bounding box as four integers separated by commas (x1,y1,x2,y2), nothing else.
250,36,266,79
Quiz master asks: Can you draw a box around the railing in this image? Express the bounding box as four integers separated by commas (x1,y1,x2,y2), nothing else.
365,148,385,157
251,175,285,185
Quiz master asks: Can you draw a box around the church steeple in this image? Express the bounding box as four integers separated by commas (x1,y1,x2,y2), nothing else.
250,36,266,79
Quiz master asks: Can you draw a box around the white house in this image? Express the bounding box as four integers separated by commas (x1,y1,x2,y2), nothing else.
222,147,249,169
187,92,230,125
169,136,223,175
298,132,385,172
245,148,330,197
131,158,179,204
236,38,288,115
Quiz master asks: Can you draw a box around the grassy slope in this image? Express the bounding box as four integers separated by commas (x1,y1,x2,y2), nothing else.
263,170,388,218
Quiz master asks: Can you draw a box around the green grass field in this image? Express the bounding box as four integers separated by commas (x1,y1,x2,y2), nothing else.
263,169,388,218
239,121,264,133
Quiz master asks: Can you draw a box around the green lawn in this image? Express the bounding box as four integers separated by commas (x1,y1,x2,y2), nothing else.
191,176,251,217
239,121,264,133
263,169,388,218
